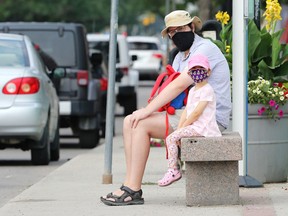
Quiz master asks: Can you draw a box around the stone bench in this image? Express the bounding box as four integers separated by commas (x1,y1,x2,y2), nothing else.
181,132,242,206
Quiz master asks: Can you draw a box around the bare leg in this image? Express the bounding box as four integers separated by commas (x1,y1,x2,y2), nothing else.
125,112,171,189
106,112,170,197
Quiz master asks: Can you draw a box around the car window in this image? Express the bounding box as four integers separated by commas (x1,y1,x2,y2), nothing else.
9,30,76,67
88,41,120,66
128,42,158,50
0,39,29,67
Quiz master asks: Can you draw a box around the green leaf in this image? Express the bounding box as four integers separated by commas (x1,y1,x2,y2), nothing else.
252,32,271,63
258,60,274,80
271,30,283,67
248,20,261,66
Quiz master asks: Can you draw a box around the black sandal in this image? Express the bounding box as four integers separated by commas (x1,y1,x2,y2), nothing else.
100,186,144,206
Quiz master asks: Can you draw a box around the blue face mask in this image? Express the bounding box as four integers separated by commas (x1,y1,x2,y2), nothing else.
188,68,208,83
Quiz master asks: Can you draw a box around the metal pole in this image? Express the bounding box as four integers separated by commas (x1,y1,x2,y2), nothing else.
102,0,118,184
165,0,170,65
233,0,246,176
254,0,261,29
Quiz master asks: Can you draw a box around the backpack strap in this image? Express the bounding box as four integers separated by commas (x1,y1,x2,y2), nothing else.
148,72,168,103
165,112,169,159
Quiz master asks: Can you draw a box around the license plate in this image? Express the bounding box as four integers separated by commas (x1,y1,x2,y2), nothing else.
60,101,71,115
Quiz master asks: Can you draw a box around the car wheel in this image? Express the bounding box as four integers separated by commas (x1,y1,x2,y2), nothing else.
50,121,60,161
79,129,100,149
31,120,50,165
123,92,137,116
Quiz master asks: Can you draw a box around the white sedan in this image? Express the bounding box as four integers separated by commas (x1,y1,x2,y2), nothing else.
127,36,164,79
0,33,60,165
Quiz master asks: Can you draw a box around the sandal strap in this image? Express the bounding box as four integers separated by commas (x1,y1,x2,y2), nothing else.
121,186,143,197
101,186,144,206
121,186,135,194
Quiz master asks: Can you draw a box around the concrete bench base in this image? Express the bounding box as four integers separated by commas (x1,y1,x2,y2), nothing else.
186,161,239,206
181,132,242,206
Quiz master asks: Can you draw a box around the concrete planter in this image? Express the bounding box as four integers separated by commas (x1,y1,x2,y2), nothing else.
247,104,288,183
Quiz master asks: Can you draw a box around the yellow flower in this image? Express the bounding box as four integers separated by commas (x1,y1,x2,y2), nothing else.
263,0,282,32
215,11,230,25
225,45,230,53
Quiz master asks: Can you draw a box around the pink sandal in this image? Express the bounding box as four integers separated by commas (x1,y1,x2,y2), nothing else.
158,168,182,187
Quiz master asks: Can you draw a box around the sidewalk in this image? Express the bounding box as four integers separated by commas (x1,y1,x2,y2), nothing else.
0,136,288,216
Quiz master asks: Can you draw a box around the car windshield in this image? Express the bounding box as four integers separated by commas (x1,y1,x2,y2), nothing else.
88,41,120,66
128,42,158,50
9,30,76,67
0,39,28,67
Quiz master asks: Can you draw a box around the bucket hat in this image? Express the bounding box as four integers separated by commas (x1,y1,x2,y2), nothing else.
161,10,202,37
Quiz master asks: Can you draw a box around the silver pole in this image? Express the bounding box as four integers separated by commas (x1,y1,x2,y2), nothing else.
103,0,118,184
165,0,170,64
232,0,246,176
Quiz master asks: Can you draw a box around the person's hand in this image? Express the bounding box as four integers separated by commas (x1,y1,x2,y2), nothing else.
130,108,150,128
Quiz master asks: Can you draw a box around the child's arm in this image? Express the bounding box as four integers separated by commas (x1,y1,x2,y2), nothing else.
177,107,187,129
182,101,208,127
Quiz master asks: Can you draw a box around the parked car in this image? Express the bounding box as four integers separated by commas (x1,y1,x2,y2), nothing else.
0,22,103,148
86,33,139,116
0,33,60,165
127,36,163,80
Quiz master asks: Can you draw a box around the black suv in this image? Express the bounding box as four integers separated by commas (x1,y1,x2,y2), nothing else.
0,22,102,148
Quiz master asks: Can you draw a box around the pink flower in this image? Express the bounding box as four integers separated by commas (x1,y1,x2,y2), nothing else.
269,100,276,107
258,107,266,115
279,110,284,118
275,104,279,110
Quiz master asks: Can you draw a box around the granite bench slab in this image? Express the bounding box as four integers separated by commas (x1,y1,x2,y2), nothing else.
181,132,242,206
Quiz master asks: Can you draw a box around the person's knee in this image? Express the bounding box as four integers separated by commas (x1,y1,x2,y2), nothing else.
123,114,132,130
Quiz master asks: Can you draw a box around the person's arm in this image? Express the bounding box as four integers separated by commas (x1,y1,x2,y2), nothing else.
177,107,187,129
131,71,193,128
182,101,208,127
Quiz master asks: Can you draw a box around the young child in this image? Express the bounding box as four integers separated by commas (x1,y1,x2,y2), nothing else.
158,54,222,187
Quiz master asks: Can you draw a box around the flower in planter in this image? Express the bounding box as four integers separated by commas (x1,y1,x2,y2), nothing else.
150,138,164,147
212,0,288,120
248,76,288,120
248,0,288,83
213,0,288,83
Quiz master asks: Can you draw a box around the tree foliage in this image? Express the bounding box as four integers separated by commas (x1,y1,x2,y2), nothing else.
0,0,224,33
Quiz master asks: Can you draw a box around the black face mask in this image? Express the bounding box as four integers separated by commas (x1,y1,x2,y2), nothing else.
172,31,195,52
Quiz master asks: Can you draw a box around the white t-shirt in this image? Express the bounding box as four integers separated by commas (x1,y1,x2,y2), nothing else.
186,84,221,137
172,34,231,128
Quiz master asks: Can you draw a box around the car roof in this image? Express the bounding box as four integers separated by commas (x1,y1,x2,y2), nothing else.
0,33,25,41
0,22,85,30
87,33,126,42
127,36,161,43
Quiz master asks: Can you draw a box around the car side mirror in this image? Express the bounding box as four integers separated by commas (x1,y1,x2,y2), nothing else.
90,51,103,66
131,55,137,61
52,68,66,78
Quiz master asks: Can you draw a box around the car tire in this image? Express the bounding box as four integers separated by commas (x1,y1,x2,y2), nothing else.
31,120,50,165
123,92,137,116
50,121,60,161
79,129,100,149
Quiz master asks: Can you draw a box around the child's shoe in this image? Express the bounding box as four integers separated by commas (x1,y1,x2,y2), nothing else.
158,168,182,187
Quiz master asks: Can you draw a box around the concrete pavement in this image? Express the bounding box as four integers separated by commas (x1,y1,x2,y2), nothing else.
0,135,288,216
